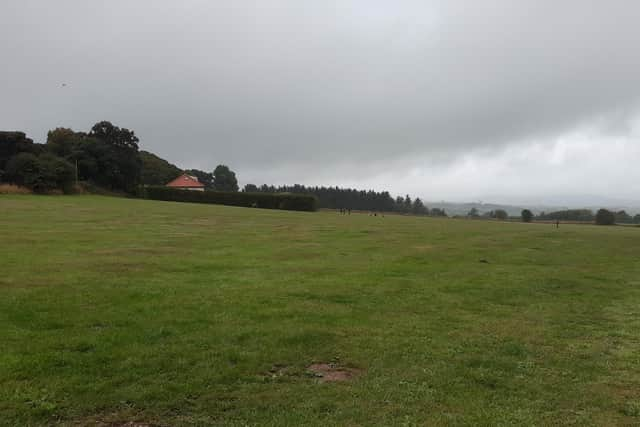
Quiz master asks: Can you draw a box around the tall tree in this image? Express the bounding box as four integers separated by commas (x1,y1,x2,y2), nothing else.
412,197,427,215
595,208,615,225
521,209,533,223
212,165,238,192
403,195,412,213
89,121,139,151
86,121,142,193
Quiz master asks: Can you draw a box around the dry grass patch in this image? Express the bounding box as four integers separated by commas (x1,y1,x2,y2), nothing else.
0,183,31,194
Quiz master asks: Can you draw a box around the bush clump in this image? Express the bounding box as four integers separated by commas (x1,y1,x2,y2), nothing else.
145,186,317,212
595,208,615,225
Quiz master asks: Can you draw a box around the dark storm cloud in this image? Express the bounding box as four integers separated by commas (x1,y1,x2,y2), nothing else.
2,1,640,197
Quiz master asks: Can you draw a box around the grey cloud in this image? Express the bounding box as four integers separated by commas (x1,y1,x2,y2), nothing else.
1,1,640,198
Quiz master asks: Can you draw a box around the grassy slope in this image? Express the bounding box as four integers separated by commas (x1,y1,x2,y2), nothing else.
1,195,639,426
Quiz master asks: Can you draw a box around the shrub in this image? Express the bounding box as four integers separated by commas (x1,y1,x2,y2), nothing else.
5,152,74,194
145,186,317,212
33,154,75,194
5,152,38,187
494,209,508,220
595,208,615,225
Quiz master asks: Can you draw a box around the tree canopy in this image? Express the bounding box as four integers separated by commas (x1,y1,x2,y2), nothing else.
213,165,239,192
140,151,181,186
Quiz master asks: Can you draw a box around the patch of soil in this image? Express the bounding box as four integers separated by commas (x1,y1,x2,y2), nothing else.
307,363,362,383
78,422,157,427
72,413,160,427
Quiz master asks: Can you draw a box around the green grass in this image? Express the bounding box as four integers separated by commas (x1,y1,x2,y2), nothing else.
1,195,639,426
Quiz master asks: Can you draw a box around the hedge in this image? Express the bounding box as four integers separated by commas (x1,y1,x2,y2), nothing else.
144,186,317,212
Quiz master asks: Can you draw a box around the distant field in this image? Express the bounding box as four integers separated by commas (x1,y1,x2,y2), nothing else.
1,195,639,426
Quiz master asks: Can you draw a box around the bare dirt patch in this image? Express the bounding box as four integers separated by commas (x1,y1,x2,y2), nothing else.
71,411,161,427
307,363,362,383
74,421,158,427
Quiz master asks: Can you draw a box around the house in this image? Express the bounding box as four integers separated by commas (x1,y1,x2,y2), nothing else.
166,173,205,191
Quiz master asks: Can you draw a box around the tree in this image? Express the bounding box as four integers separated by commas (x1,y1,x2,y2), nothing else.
1,131,42,175
5,152,38,187
5,152,74,193
395,196,404,211
33,153,75,193
185,169,214,188
47,128,81,158
595,208,615,225
212,165,238,192
140,151,181,186
615,210,633,224
243,183,259,192
89,121,139,151
412,198,427,215
468,207,479,217
494,209,508,220
403,195,412,213
634,214,640,224
537,209,594,222
86,121,142,193
521,209,533,223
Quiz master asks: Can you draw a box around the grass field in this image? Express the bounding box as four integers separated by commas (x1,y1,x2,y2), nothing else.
1,195,640,426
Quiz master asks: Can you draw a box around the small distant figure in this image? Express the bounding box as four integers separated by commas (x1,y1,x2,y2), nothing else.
348,208,351,215
556,220,560,229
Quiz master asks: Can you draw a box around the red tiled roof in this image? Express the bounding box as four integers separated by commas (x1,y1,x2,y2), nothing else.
166,174,205,188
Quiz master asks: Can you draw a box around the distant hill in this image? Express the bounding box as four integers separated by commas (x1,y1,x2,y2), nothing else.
425,201,640,217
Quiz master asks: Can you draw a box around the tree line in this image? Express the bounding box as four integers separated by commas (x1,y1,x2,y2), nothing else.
469,207,639,225
0,122,239,194
2,122,432,212
536,208,639,224
241,184,446,216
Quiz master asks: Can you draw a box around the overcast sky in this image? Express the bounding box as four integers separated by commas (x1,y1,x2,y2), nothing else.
2,1,639,204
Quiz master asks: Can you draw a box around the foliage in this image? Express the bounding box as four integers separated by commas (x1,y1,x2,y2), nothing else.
5,153,38,187
0,131,42,173
185,169,214,188
5,152,74,193
212,164,239,192
46,128,82,158
43,122,143,193
614,210,633,224
494,209,508,220
140,151,181,186
145,186,317,211
468,207,479,217
429,207,447,216
521,209,533,222
412,197,428,215
88,121,140,151
243,183,440,215
242,183,259,192
595,208,615,225
537,209,594,222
